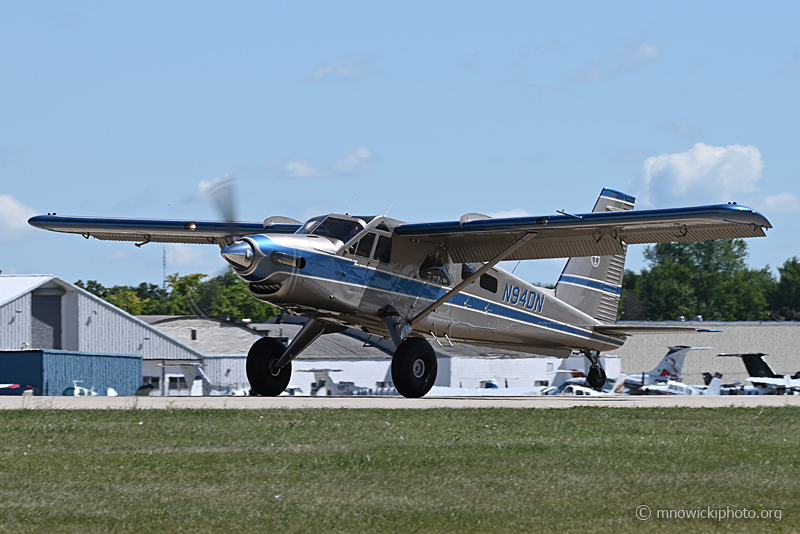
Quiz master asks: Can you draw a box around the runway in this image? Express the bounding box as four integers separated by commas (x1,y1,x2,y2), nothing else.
1,395,800,409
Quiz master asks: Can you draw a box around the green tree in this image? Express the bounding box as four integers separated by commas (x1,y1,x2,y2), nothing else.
164,273,207,315
769,257,800,320
76,272,279,320
104,290,147,315
620,240,776,321
197,269,279,322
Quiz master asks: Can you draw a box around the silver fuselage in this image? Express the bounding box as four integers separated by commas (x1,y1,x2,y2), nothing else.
228,214,624,359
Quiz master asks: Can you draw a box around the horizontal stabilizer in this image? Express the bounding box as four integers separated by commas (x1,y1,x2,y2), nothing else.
593,325,721,336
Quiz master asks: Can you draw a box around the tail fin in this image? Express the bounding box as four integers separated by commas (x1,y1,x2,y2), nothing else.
175,364,212,396
703,373,722,395
554,188,635,323
645,346,708,385
740,353,776,378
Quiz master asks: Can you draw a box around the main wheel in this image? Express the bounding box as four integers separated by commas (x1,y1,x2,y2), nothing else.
247,337,292,396
391,338,437,398
587,366,606,389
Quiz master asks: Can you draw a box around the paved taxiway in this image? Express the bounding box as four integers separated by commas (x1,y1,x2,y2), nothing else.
1,395,800,409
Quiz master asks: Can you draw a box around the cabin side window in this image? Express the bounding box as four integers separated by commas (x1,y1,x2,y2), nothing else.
355,233,376,258
480,273,498,293
419,254,451,285
461,263,476,281
373,235,392,263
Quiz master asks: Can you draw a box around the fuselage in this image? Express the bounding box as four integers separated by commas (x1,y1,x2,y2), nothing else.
222,213,626,358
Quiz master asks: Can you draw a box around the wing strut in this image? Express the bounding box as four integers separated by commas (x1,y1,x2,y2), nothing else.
409,232,537,326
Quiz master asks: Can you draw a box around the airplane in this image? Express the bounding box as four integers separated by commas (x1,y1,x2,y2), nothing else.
716,353,800,395
169,363,249,396
618,346,711,394
28,184,772,398
62,380,96,396
639,373,723,396
297,368,379,396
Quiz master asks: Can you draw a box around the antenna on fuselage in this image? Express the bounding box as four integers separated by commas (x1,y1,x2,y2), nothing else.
344,194,356,215
383,193,399,217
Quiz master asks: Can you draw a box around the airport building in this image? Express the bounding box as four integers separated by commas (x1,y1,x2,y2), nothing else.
0,275,203,395
3,274,799,394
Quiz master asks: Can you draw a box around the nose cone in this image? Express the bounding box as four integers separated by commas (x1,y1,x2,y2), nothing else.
221,241,254,270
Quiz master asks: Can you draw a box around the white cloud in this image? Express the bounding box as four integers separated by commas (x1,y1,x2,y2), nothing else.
0,194,37,241
576,42,661,82
309,56,369,83
284,148,373,178
488,208,531,219
631,142,764,207
762,192,800,213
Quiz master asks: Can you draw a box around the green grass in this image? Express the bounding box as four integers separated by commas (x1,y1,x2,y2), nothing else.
0,407,798,533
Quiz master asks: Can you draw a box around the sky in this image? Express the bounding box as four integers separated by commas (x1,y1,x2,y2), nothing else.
2,1,799,288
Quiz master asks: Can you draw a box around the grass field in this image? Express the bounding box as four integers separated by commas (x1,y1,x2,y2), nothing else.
0,406,798,533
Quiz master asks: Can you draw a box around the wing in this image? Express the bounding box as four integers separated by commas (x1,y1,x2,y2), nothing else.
394,204,771,262
28,215,302,246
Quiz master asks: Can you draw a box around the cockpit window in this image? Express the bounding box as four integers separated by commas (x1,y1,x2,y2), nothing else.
419,254,451,285
296,216,364,243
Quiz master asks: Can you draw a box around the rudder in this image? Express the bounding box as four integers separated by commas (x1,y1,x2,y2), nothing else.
554,188,635,323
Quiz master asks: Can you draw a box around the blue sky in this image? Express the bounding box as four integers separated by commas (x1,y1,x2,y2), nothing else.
2,1,799,287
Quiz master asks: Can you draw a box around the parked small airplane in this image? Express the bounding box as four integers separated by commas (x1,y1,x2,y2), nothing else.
29,184,771,397
62,381,96,396
717,353,800,395
639,373,723,396
297,368,397,396
620,346,711,394
169,363,249,396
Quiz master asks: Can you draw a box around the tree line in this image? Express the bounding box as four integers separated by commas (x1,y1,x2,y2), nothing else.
76,269,279,322
620,240,800,321
73,239,800,322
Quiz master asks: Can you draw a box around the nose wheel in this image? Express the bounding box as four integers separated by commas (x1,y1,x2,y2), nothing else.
391,338,437,398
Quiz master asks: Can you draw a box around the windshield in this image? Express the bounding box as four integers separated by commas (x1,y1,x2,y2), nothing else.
296,215,364,243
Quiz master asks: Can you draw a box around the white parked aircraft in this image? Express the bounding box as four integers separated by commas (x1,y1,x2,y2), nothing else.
619,346,711,394
170,364,249,396
639,373,723,396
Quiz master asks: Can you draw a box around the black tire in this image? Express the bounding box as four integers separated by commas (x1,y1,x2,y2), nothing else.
391,338,437,398
587,366,606,389
247,337,292,396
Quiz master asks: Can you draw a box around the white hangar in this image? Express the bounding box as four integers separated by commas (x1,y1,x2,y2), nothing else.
0,275,205,395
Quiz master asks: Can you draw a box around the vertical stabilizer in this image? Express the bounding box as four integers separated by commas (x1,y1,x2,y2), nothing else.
704,373,722,396
554,188,635,323
644,346,708,385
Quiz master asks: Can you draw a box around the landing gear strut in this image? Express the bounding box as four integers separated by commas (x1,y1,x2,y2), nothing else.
391,338,438,398
582,350,606,390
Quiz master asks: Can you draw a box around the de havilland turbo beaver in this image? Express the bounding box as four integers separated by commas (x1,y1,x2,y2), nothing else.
29,184,772,398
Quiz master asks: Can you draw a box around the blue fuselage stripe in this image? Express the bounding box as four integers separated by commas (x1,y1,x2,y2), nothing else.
557,275,621,295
